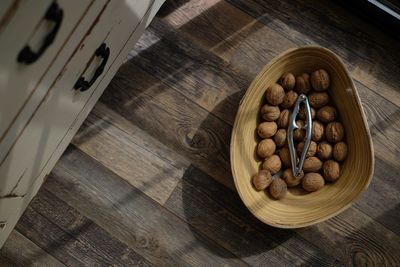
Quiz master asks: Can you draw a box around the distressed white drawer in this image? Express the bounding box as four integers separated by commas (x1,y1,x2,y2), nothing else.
0,1,54,36
0,0,111,164
0,0,15,26
0,0,154,196
0,0,97,160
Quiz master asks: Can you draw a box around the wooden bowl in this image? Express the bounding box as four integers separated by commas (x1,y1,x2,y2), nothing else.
230,46,374,228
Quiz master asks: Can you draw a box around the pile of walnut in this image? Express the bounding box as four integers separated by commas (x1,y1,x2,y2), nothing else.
252,69,348,199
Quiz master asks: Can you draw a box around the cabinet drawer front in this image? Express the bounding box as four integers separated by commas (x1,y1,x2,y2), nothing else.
0,0,110,164
0,0,16,29
0,0,153,196
0,0,93,147
0,1,52,35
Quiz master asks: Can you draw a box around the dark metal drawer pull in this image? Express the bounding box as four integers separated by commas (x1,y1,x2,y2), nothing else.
17,2,63,64
74,43,110,92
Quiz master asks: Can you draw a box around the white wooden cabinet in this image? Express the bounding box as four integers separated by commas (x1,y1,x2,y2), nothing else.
0,0,164,247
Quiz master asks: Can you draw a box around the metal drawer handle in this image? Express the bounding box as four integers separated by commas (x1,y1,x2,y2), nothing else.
74,43,110,92
17,2,63,64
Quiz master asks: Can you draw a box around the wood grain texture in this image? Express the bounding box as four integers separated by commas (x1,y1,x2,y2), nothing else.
15,186,152,266
298,208,400,266
72,104,184,205
25,188,152,267
129,12,249,126
2,0,400,265
0,230,65,267
227,0,400,107
165,166,342,266
100,62,235,191
45,146,248,266
15,205,114,266
166,165,400,266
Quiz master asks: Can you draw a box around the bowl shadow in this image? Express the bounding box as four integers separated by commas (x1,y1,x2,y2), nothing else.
173,92,297,259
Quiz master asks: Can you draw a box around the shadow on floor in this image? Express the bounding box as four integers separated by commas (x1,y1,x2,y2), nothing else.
157,0,190,17
175,91,296,258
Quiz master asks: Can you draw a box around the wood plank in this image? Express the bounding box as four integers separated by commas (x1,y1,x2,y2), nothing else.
350,83,399,223
99,62,236,191
45,145,249,267
16,205,111,266
15,191,151,266
355,80,400,167
72,103,185,205
166,165,400,266
298,208,400,266
226,0,400,107
354,155,400,235
159,0,293,80
25,187,152,267
129,15,250,125
91,102,190,174
165,166,342,266
0,230,65,267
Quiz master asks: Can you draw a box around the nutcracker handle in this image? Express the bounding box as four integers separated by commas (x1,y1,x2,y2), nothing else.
287,94,313,177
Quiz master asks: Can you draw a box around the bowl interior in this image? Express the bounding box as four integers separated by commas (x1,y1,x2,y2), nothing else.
230,46,374,228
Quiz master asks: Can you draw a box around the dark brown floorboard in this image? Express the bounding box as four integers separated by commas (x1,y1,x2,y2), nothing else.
1,0,399,266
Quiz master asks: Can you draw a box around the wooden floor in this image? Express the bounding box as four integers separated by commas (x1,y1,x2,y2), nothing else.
1,0,400,266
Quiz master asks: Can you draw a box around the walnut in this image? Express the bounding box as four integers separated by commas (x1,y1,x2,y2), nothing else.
310,69,330,91
257,121,278,138
333,142,348,162
257,139,276,158
279,147,292,167
277,109,291,128
260,104,280,121
302,173,325,192
266,83,285,105
322,160,340,182
312,121,324,142
317,141,333,160
296,141,317,157
280,73,296,91
293,120,305,141
299,106,316,120
269,178,287,199
309,92,330,108
295,73,311,94
303,156,323,172
317,106,337,123
282,168,304,187
262,155,282,175
281,90,298,109
325,122,345,143
252,170,272,191
274,129,287,147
